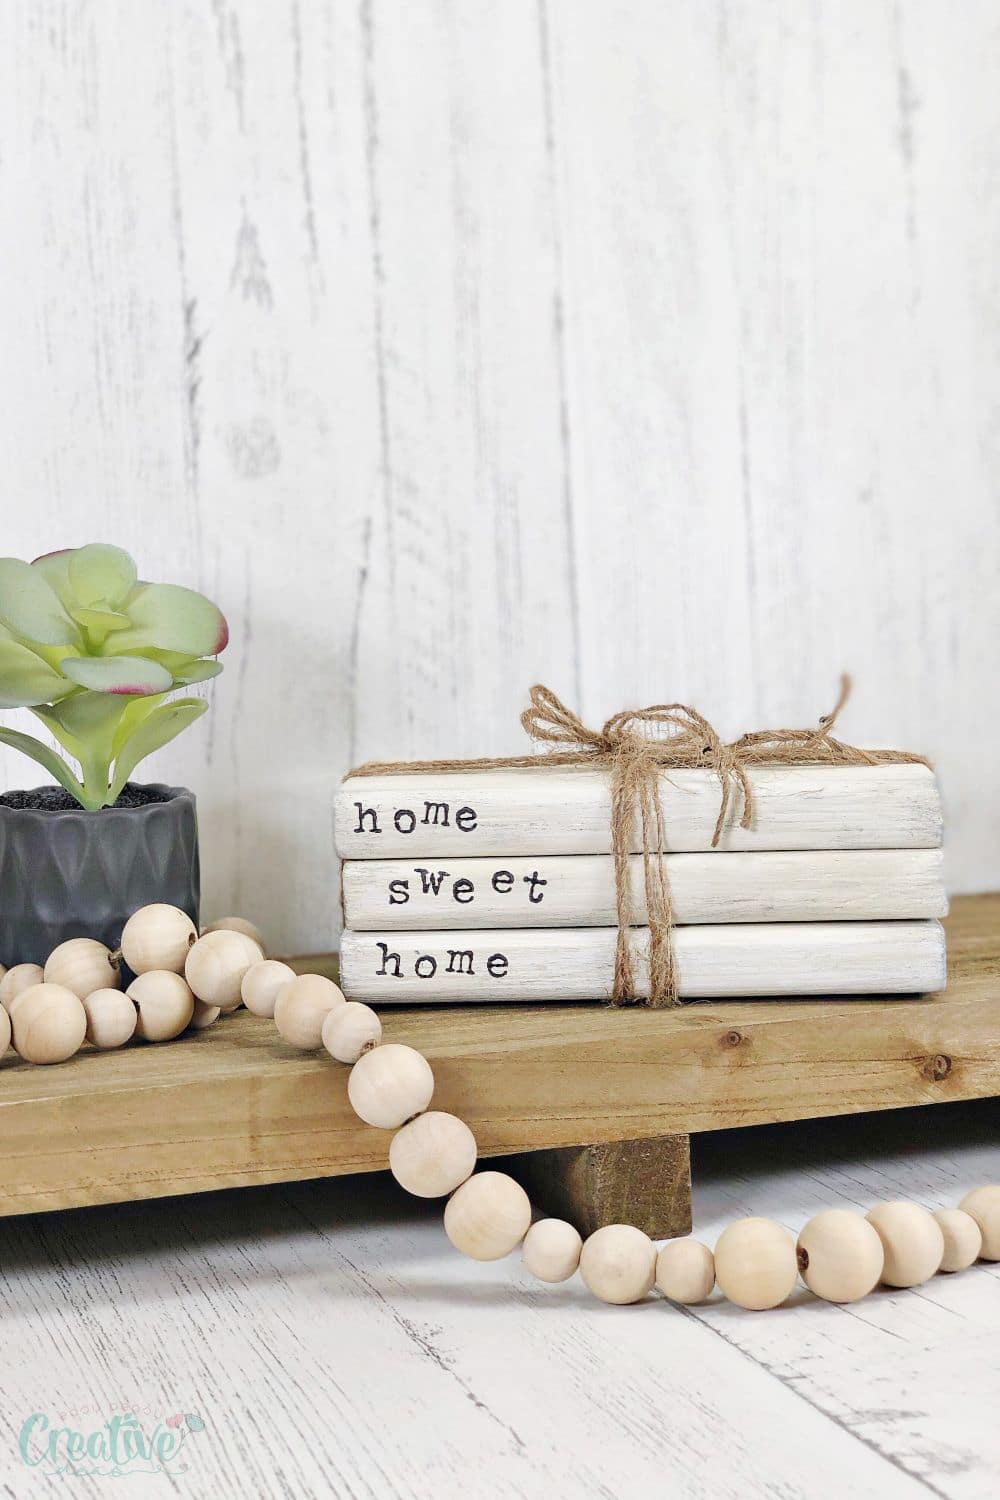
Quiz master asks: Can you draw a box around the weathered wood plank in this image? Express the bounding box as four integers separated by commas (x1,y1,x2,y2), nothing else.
0,895,994,1218
514,1135,692,1238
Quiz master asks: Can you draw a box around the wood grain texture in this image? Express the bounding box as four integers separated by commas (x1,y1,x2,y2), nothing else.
0,894,994,1219
343,847,948,928
514,1135,692,1238
340,918,947,1001
0,1,998,962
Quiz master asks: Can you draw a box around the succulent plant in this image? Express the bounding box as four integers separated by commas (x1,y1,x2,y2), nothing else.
0,544,227,810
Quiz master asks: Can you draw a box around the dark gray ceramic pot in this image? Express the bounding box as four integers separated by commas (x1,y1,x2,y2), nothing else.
0,784,200,966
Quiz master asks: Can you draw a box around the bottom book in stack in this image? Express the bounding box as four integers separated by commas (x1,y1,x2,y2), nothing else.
340,920,948,1003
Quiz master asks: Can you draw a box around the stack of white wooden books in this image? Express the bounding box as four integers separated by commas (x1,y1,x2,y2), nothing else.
335,764,947,1003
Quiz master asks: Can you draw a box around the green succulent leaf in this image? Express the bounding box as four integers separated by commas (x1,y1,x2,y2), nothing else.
30,550,75,607
70,605,132,636
109,697,208,801
38,691,129,747
0,726,87,803
68,544,137,609
111,693,167,759
60,655,174,695
114,583,229,657
171,659,223,685
0,638,76,708
0,558,80,646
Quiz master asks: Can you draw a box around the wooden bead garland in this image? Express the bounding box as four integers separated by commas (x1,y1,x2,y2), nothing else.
121,903,197,975
707,1218,798,1310
959,1186,1000,1260
865,1202,945,1287
796,1210,884,1303
43,938,120,999
347,1043,434,1129
522,1219,583,1283
241,960,296,1019
0,963,43,1010
444,1172,532,1261
655,1237,715,1304
322,1001,382,1064
185,930,264,1011
389,1111,476,1198
202,916,266,950
579,1224,656,1304
128,971,196,1042
11,983,87,1064
83,988,138,1050
274,973,344,1049
933,1209,982,1272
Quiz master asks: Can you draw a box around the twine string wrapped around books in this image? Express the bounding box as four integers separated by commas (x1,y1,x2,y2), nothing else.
349,677,929,1007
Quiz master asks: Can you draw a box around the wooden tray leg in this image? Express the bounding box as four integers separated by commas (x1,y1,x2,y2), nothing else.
512,1134,692,1240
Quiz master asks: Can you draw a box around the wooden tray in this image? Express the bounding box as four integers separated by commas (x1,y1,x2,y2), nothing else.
1,895,997,1236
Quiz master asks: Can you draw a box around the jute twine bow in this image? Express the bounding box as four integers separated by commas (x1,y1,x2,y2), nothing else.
349,678,928,1008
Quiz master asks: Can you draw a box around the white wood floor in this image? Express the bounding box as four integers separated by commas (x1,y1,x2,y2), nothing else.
1,1098,997,1500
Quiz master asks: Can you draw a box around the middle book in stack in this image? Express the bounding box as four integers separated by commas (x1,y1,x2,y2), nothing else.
335,763,947,1003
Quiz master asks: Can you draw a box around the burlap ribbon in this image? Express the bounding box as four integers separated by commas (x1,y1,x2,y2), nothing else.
349,677,928,1007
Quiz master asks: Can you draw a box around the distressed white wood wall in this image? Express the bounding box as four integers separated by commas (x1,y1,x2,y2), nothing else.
1,0,997,953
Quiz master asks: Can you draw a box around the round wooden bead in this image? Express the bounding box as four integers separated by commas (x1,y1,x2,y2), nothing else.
348,1043,433,1128
0,963,43,1010
127,971,195,1041
933,1208,982,1272
11,984,87,1064
322,1001,382,1064
959,1186,1000,1260
82,987,137,1049
241,959,296,1019
184,930,264,1010
0,1002,10,1057
579,1224,657,1304
523,1219,583,1283
202,916,265,951
655,1237,716,1305
44,938,120,999
389,1111,477,1198
714,1218,798,1310
121,903,197,975
796,1210,884,1303
190,997,221,1030
443,1171,532,1261
273,973,344,1049
865,1202,945,1287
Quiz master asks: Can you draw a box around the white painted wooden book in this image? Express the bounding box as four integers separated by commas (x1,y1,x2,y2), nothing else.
342,847,947,929
340,919,947,1003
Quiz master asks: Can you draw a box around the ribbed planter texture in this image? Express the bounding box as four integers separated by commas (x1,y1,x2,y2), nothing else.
0,784,200,966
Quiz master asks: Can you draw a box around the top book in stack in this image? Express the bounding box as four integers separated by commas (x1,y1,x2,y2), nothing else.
335,763,943,859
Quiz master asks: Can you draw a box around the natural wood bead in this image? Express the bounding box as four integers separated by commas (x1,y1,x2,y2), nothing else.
184,930,264,1010
347,1043,434,1128
82,988,137,1050
866,1202,945,1287
322,1001,382,1064
0,1002,10,1057
389,1111,476,1198
655,1237,716,1304
522,1218,583,1283
127,971,195,1042
241,959,296,1019
714,1218,798,1310
202,916,265,952
190,997,222,1030
44,938,120,999
959,1186,1000,1260
274,973,344,1049
10,984,87,1064
0,963,43,1010
579,1224,657,1304
933,1209,982,1272
121,903,197,975
444,1171,532,1261
796,1210,884,1303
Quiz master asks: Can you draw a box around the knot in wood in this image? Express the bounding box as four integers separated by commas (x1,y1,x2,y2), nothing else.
923,1053,952,1081
722,1029,746,1049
